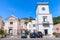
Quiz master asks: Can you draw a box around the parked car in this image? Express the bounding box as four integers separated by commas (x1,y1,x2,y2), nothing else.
30,32,36,38
36,31,43,38
21,30,27,38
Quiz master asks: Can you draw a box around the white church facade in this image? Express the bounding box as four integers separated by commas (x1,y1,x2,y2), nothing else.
4,15,27,35
27,2,53,36
4,15,19,35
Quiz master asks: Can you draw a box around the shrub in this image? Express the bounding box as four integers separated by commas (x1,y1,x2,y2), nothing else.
25,30,29,35
0,29,5,38
0,29,4,35
53,32,56,36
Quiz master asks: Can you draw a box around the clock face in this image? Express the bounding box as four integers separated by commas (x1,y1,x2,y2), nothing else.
42,7,45,11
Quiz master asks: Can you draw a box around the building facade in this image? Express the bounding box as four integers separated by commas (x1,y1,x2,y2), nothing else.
54,23,60,34
4,15,27,35
27,2,53,36
4,15,19,35
0,16,4,29
27,20,37,32
36,2,53,36
18,19,27,35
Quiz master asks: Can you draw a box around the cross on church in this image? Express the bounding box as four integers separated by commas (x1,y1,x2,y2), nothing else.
10,8,15,15
11,11,14,15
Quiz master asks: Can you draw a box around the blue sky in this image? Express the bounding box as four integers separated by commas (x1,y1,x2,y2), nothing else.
0,0,60,21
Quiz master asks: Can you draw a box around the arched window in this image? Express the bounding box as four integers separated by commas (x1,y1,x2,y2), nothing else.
43,16,47,22
10,22,13,24
56,28,59,30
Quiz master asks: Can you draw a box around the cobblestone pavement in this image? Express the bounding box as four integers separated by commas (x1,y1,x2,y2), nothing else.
0,35,60,40
0,36,60,40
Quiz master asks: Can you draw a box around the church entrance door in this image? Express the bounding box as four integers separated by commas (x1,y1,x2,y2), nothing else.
44,29,48,35
9,29,13,35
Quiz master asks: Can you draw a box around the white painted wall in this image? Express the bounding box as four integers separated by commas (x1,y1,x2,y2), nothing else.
27,2,53,36
4,15,18,35
27,20,37,32
36,2,53,36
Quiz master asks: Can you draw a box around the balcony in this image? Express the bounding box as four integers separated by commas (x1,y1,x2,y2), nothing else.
37,21,49,25
43,21,49,24
43,21,49,27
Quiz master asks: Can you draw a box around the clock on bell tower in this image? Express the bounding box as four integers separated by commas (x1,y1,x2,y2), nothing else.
36,2,50,15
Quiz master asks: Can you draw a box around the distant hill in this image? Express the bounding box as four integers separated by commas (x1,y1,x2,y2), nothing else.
18,16,60,25
53,16,60,25
21,17,35,25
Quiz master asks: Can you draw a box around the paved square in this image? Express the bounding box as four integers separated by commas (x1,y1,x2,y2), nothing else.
0,37,60,40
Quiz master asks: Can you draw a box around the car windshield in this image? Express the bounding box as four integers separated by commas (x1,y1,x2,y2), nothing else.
38,32,42,35
30,32,35,34
21,33,25,36
22,31,25,33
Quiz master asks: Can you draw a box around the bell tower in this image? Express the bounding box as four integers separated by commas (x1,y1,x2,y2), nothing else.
36,2,53,36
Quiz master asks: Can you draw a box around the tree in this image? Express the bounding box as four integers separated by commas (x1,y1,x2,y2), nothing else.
22,17,35,25
53,32,56,36
25,30,29,35
0,29,5,37
24,22,28,25
29,17,35,22
53,16,60,25
22,18,29,25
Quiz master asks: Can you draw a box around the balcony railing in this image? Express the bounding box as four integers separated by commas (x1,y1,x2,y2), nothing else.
43,21,49,24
